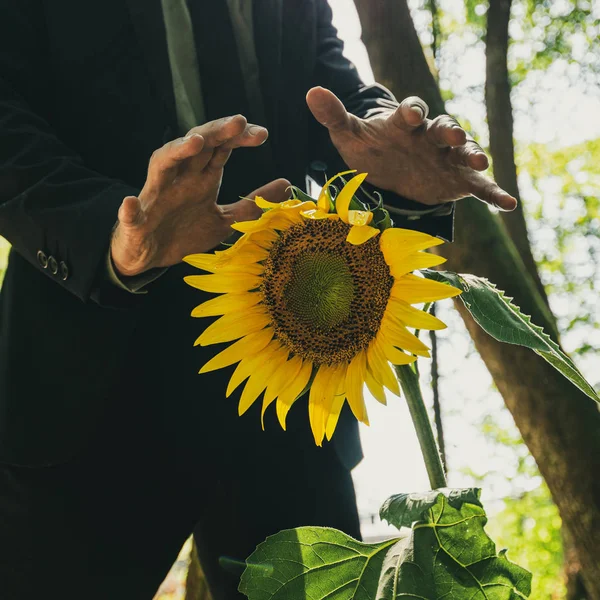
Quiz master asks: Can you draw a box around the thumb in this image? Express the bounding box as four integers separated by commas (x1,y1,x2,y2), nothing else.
306,87,353,133
226,178,291,223
118,195,144,227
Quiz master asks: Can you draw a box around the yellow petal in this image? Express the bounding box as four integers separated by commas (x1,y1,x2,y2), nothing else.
387,298,447,330
392,273,462,304
388,251,447,279
346,224,380,245
199,328,274,374
309,363,345,446
231,210,300,233
335,172,369,223
300,208,340,220
379,329,424,362
325,394,346,442
324,363,348,441
184,273,262,294
237,229,279,249
276,360,313,430
367,337,401,396
238,346,289,416
345,351,369,425
380,228,444,265
183,253,221,272
191,292,263,318
226,341,279,397
258,349,290,427
380,315,431,357
255,195,281,210
317,169,357,211
347,210,373,226
195,307,270,346
208,244,270,269
308,365,333,446
261,355,302,425
365,366,387,405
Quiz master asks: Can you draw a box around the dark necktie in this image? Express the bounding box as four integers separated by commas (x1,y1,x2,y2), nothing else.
187,0,276,203
187,0,250,121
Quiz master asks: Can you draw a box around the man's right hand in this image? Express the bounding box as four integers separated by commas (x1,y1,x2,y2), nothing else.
111,115,290,277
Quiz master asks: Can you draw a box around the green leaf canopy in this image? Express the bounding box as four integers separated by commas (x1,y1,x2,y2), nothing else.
421,270,600,404
240,488,532,599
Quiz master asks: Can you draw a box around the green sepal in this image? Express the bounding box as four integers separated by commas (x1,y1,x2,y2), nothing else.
288,186,315,204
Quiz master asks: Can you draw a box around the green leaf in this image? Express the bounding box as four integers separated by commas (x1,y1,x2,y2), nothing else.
240,489,531,599
380,487,481,529
422,270,600,404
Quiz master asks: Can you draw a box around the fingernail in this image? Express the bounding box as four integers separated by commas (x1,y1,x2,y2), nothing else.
410,106,424,119
182,133,201,142
248,125,266,136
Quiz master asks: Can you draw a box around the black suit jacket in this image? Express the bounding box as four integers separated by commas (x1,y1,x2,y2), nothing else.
0,0,452,468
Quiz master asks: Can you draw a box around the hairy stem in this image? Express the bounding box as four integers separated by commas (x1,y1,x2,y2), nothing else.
395,364,447,489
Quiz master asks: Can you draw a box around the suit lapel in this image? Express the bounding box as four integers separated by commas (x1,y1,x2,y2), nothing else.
253,0,283,140
125,0,177,128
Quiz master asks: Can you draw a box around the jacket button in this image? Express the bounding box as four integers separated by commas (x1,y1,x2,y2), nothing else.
59,261,69,281
48,256,58,275
37,250,48,269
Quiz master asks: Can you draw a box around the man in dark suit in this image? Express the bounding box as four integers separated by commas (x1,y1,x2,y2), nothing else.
0,1,515,598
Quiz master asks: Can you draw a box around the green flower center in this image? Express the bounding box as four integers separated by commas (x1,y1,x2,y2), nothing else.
285,252,354,330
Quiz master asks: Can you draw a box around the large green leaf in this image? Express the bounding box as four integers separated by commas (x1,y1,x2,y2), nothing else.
379,487,481,529
240,489,531,599
422,270,600,404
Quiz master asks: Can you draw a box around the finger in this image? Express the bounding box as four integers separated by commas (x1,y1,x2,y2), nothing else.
306,86,357,133
468,174,517,211
118,195,144,226
223,178,292,223
248,178,292,203
426,115,467,147
450,140,489,171
186,115,268,150
221,124,269,150
206,147,233,171
147,133,205,188
390,96,430,130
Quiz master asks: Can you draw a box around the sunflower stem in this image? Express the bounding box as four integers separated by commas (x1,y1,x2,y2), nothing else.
395,364,447,490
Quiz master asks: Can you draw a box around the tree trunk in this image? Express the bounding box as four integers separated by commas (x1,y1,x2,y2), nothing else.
353,0,600,595
486,0,587,593
485,0,553,315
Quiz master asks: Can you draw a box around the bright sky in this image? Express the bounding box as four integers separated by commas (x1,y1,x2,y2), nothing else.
327,0,600,540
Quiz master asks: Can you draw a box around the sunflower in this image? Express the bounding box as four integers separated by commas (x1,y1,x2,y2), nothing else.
184,172,461,445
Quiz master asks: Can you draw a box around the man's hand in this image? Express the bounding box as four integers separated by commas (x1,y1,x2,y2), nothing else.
111,115,290,277
306,87,517,211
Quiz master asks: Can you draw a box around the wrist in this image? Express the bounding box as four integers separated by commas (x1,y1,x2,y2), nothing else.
110,225,156,277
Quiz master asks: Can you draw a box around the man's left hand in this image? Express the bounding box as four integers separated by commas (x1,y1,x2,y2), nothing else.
306,86,517,211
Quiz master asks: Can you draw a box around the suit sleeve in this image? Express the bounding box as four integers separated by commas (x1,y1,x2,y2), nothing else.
0,0,140,303
309,0,454,241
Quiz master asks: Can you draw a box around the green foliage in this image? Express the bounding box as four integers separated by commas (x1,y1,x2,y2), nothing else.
240,489,531,599
422,270,600,403
518,139,600,358
488,485,564,600
463,417,566,599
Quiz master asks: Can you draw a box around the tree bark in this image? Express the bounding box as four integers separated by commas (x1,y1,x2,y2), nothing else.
486,1,587,593
485,0,553,315
353,0,600,595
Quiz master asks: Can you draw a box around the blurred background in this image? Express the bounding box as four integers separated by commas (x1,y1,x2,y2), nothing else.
2,0,597,598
